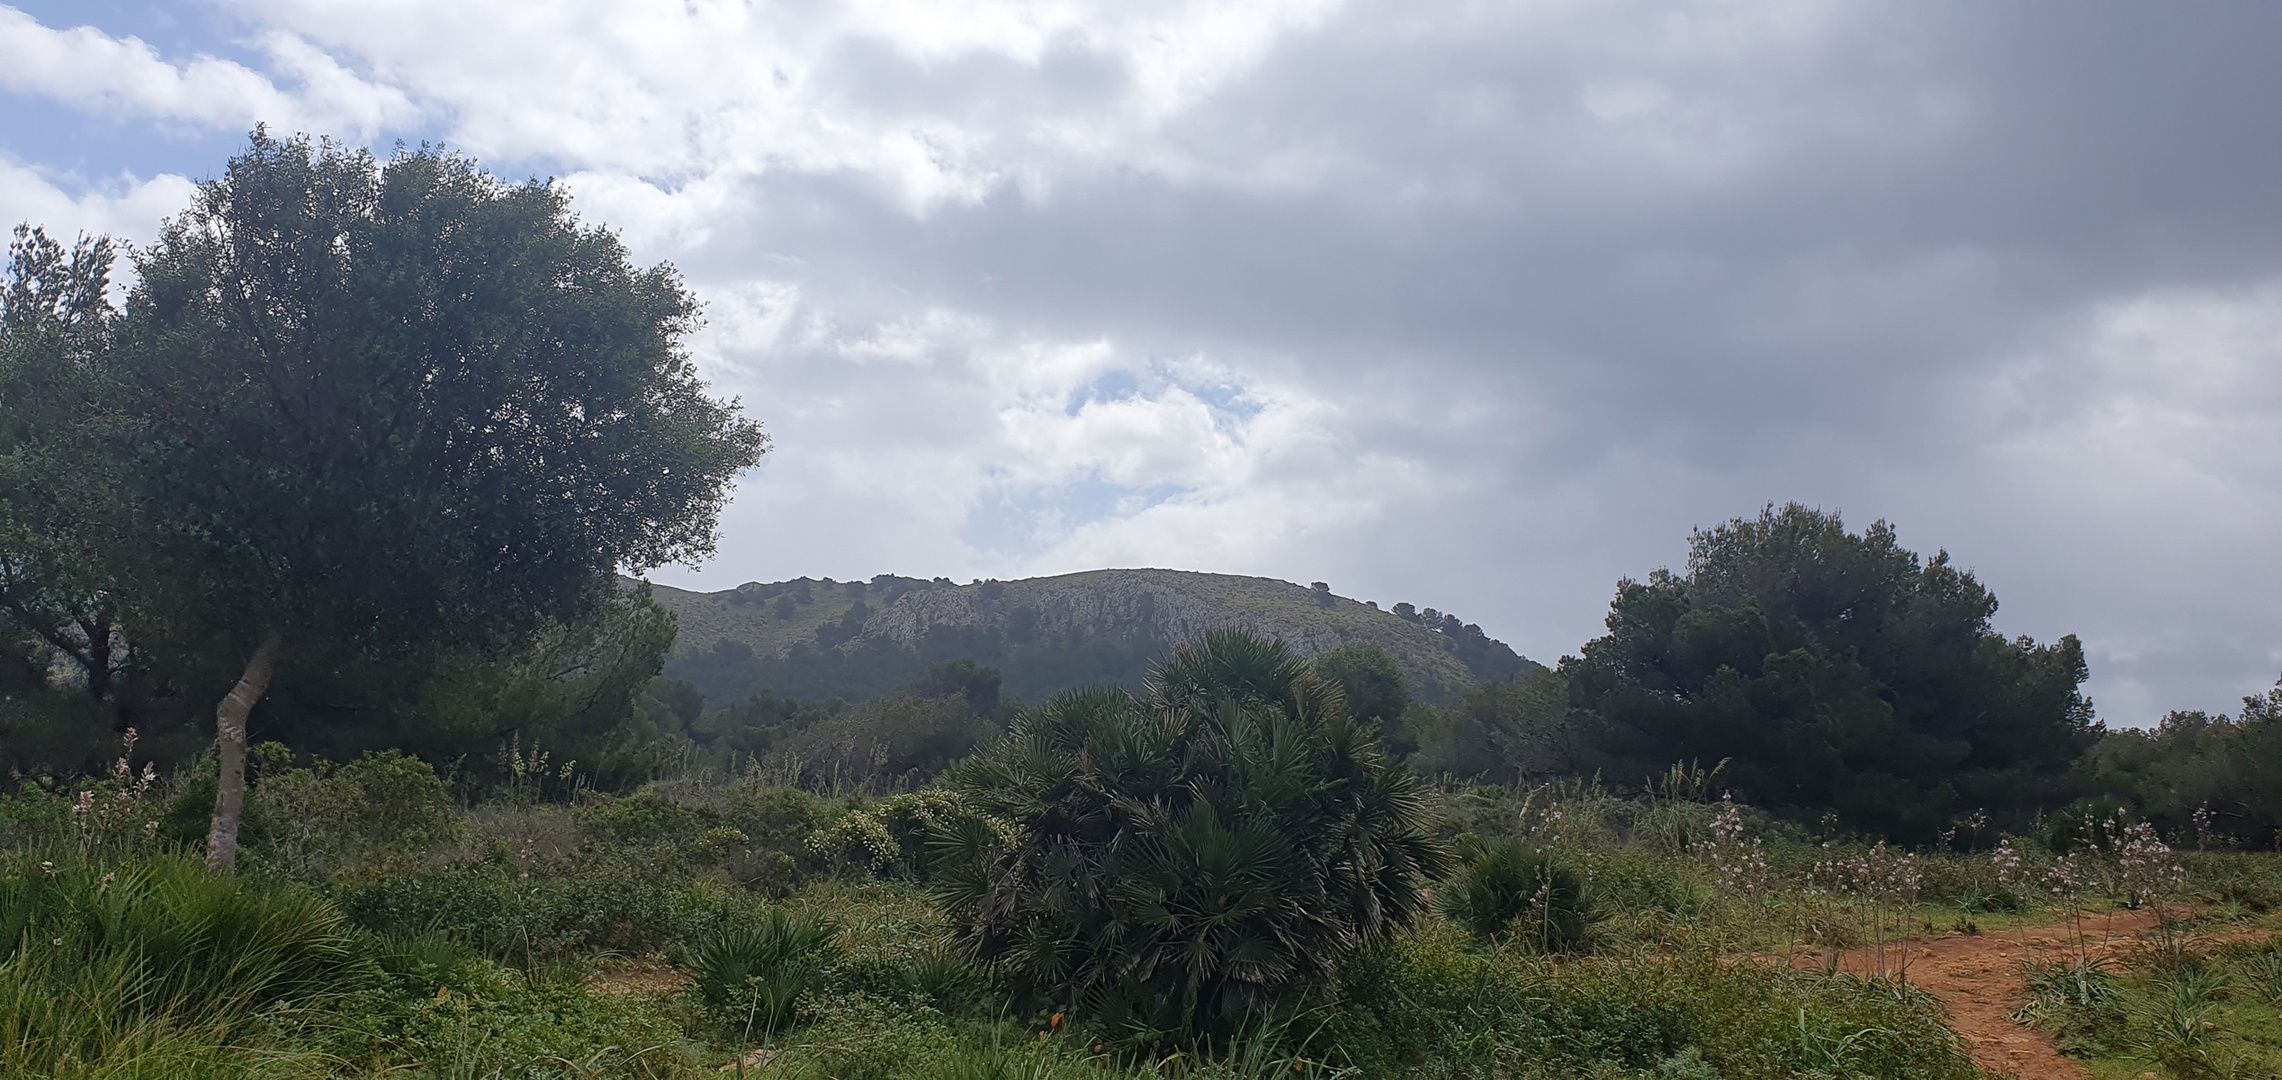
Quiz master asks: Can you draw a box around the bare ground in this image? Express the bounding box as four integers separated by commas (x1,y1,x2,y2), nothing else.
1802,906,2275,1080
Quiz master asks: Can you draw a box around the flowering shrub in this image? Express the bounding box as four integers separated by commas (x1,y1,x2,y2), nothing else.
1693,796,1771,897
1806,841,1923,979
63,729,164,855
807,788,1014,877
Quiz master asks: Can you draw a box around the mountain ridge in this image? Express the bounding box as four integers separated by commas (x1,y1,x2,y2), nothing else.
642,568,1532,708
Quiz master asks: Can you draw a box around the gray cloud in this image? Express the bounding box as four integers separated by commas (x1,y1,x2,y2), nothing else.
4,0,2280,724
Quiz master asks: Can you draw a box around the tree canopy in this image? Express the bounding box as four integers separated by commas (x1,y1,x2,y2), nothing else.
115,131,762,660
1564,503,2096,839
2077,680,2282,849
6,129,767,866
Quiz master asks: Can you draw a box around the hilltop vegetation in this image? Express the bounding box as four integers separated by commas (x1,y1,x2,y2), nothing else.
649,568,1529,708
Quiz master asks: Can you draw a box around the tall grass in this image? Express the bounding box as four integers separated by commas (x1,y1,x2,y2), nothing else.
0,848,366,1077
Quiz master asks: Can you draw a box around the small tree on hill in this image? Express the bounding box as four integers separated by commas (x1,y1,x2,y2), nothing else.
1311,642,1411,729
932,631,1446,1037
82,130,765,869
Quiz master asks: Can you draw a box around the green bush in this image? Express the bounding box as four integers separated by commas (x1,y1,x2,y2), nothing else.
693,909,841,1040
1438,836,1591,951
726,781,823,848
809,787,1006,879
935,632,1447,1038
251,749,462,874
580,789,724,845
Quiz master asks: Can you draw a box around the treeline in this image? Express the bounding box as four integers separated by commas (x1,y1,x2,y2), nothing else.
1348,504,2279,848
13,489,2275,851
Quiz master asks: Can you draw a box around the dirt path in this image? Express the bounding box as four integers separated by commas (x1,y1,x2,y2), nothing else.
1810,907,2170,1080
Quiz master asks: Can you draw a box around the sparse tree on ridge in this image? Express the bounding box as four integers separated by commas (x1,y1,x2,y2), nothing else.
58,129,765,870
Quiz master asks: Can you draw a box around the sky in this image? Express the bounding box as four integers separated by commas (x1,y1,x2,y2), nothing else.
4,1,2280,727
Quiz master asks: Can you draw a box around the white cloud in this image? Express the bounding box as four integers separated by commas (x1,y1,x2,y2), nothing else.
199,0,1343,212
0,158,196,254
0,5,414,136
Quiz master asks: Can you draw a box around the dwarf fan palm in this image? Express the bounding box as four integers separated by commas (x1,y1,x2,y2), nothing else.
932,631,1446,1036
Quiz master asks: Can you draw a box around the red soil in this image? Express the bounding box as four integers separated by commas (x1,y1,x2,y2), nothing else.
1809,907,2182,1080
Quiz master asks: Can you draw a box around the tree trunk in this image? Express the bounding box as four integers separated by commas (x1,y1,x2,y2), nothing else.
85,616,113,701
206,633,284,873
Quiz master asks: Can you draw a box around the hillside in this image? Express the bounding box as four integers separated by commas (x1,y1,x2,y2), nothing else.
642,569,1533,708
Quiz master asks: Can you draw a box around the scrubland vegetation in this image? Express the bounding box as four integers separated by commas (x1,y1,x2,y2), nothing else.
6,131,2281,1077
7,688,2277,1079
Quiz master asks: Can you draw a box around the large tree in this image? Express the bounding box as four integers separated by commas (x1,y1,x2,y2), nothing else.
89,130,765,869
1563,503,2096,839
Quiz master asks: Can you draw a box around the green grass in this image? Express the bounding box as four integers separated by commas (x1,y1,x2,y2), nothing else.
2013,920,2282,1079
0,848,365,1078
8,762,2281,1079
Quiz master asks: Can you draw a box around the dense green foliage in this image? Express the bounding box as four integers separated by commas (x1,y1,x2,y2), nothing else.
0,849,370,1077
110,130,764,663
1436,835,1591,950
1562,503,2097,839
2078,678,2282,850
16,712,2272,1079
1404,667,1576,784
0,131,766,867
0,226,202,777
1310,643,1412,731
934,632,1447,1035
692,909,841,1038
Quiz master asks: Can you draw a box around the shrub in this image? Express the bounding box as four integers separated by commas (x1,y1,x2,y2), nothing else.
692,908,841,1040
578,789,723,845
1438,836,1591,951
726,781,822,847
251,750,461,874
809,788,1012,879
1323,925,1980,1080
934,631,1447,1037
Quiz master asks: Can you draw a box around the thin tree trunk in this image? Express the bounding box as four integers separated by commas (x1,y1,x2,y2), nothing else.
84,616,113,701
206,633,284,873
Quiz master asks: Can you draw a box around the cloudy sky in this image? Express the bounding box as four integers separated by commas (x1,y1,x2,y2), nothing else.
6,1,2280,725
